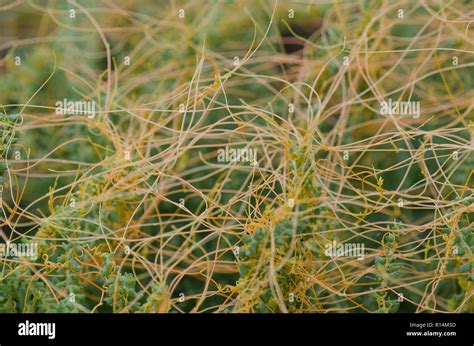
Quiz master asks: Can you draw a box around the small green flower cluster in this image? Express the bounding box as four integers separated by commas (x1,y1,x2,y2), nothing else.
238,218,318,312
239,219,299,276
372,229,404,313
0,113,19,182
104,269,140,312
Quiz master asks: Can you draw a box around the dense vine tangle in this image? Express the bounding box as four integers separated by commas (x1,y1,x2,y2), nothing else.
0,0,472,313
